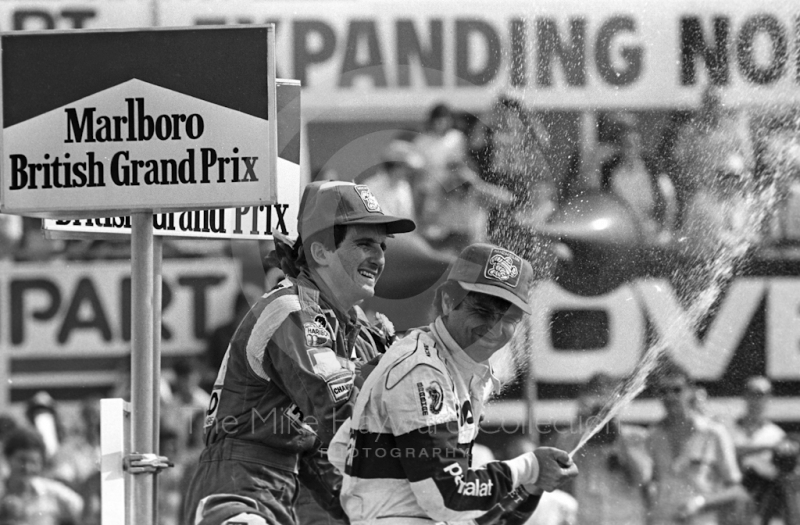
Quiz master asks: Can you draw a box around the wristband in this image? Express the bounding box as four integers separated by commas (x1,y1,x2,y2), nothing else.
503,452,540,488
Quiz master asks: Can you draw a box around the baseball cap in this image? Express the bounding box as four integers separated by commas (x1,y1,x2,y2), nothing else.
298,180,416,240
448,243,533,315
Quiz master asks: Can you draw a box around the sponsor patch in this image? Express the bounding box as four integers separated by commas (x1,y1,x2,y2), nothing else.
426,381,444,414
417,382,428,416
443,462,495,497
355,185,383,213
304,321,331,347
307,348,343,379
327,372,354,403
484,249,521,287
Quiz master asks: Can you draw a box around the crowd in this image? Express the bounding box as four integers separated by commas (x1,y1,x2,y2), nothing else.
0,87,798,525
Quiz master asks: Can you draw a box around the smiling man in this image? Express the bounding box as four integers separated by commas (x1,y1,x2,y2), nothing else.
183,181,415,525
328,243,578,525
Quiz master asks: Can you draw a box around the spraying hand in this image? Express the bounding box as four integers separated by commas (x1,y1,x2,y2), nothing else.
525,447,579,493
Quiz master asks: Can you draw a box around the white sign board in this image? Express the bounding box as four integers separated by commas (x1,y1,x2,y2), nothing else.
42,80,302,240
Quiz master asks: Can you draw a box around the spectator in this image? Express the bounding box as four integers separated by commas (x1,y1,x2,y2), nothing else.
361,138,424,222
0,427,83,525
165,357,211,454
414,103,510,253
0,215,23,261
159,425,185,525
49,397,100,491
671,85,755,229
203,289,254,387
417,158,513,255
24,391,62,462
729,376,786,524
757,113,800,242
482,97,554,247
599,112,677,244
414,103,469,191
555,372,652,525
646,359,747,525
0,415,20,492
678,146,762,259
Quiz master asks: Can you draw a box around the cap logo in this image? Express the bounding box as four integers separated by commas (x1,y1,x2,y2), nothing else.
484,250,520,287
354,185,383,214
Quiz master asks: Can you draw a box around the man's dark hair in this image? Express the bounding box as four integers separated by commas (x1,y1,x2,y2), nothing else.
302,225,348,269
433,280,469,317
4,427,46,460
267,225,349,278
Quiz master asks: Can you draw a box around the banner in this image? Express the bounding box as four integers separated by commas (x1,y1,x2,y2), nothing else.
3,0,799,114
0,259,242,357
158,0,800,112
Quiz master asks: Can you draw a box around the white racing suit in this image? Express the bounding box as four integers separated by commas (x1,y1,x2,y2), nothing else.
329,318,539,524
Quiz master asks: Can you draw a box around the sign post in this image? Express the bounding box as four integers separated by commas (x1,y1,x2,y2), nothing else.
131,212,155,523
1,26,280,525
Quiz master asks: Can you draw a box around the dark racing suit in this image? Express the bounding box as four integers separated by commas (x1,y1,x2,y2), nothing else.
182,272,387,525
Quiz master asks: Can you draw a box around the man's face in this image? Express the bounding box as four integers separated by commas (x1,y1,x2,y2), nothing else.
658,376,694,417
323,224,388,307
8,448,43,481
444,292,524,361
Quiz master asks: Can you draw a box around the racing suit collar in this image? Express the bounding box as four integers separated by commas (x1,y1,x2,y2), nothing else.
296,270,359,326
432,317,498,392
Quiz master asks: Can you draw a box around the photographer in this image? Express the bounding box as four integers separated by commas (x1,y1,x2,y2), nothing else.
556,373,652,525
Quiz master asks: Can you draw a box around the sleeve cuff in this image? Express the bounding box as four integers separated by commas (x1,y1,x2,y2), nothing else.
503,452,539,488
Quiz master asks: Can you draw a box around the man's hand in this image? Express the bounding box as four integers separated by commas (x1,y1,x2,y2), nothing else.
527,447,579,492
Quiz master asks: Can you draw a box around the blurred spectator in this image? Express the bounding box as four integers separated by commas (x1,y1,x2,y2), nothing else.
0,416,20,490
555,373,652,525
24,391,62,461
677,146,762,258
646,359,747,525
0,214,23,260
158,425,184,525
0,427,83,525
527,490,578,525
416,158,512,254
599,112,677,244
13,217,66,262
202,288,254,391
414,103,495,253
164,357,211,454
757,113,800,242
670,85,755,230
481,96,555,247
48,398,100,491
413,103,468,188
361,138,424,222
729,376,786,524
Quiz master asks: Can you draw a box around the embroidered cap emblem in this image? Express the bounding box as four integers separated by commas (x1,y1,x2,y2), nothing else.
485,252,520,286
355,185,382,213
